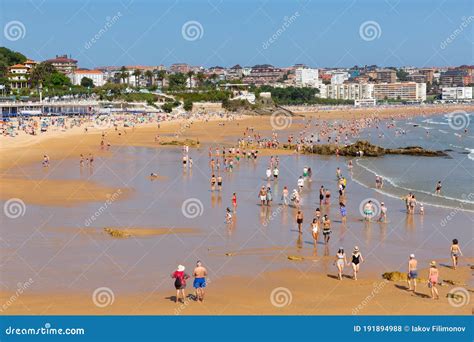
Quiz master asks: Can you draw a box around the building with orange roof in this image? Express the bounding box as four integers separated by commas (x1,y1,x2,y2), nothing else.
8,59,37,90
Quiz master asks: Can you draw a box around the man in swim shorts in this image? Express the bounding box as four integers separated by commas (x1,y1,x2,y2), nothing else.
193,260,208,302
407,254,418,292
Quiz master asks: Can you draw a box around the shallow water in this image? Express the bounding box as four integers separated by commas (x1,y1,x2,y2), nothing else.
1,132,472,294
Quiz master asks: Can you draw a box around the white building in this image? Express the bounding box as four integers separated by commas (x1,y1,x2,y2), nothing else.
325,83,374,100
330,71,349,84
69,69,105,87
295,68,319,87
442,87,473,100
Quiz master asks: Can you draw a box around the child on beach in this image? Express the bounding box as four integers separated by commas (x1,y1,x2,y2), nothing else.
450,239,463,270
378,202,387,222
428,261,439,300
282,186,289,205
42,154,50,167
225,208,233,224
419,203,424,215
310,218,319,247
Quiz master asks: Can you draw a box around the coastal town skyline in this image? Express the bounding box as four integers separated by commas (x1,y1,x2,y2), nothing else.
2,0,472,69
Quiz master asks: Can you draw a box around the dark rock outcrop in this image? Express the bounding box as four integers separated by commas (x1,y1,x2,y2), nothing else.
284,140,449,157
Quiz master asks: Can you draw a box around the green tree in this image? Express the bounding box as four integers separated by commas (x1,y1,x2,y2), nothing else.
168,73,187,90
119,66,129,85
144,70,153,87
133,69,142,87
396,69,409,81
29,62,55,87
80,77,94,88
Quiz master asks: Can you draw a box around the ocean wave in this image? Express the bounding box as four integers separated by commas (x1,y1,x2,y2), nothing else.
354,159,474,207
438,129,448,134
422,118,449,125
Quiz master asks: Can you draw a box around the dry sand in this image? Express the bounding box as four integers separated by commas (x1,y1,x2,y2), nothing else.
0,266,470,315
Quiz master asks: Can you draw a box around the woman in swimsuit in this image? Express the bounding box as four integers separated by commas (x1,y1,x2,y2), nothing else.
315,208,321,221
217,175,223,191
334,248,347,280
350,246,364,280
310,218,319,247
450,239,463,270
428,261,439,300
296,210,304,233
322,215,331,244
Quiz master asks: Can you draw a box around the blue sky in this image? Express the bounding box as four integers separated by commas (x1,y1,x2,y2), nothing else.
1,0,473,68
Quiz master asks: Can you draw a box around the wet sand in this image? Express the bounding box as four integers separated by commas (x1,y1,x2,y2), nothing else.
1,106,472,315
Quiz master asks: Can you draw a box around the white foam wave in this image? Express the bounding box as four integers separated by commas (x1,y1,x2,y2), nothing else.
354,159,474,206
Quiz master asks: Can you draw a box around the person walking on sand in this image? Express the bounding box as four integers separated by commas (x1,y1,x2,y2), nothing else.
363,200,375,221
258,186,267,206
322,214,331,244
266,187,273,206
428,261,439,300
334,248,347,280
193,260,207,302
171,265,190,303
450,239,463,270
282,186,289,205
296,210,304,233
266,167,272,181
319,186,325,205
339,202,347,223
310,218,319,247
350,246,364,280
210,175,216,191
232,193,237,212
42,154,50,167
435,181,442,195
407,254,418,292
378,202,387,222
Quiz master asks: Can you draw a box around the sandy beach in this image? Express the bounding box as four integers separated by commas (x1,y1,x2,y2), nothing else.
1,104,472,316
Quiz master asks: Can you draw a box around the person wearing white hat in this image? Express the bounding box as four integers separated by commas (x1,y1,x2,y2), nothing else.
407,254,418,292
350,246,364,280
171,265,190,303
